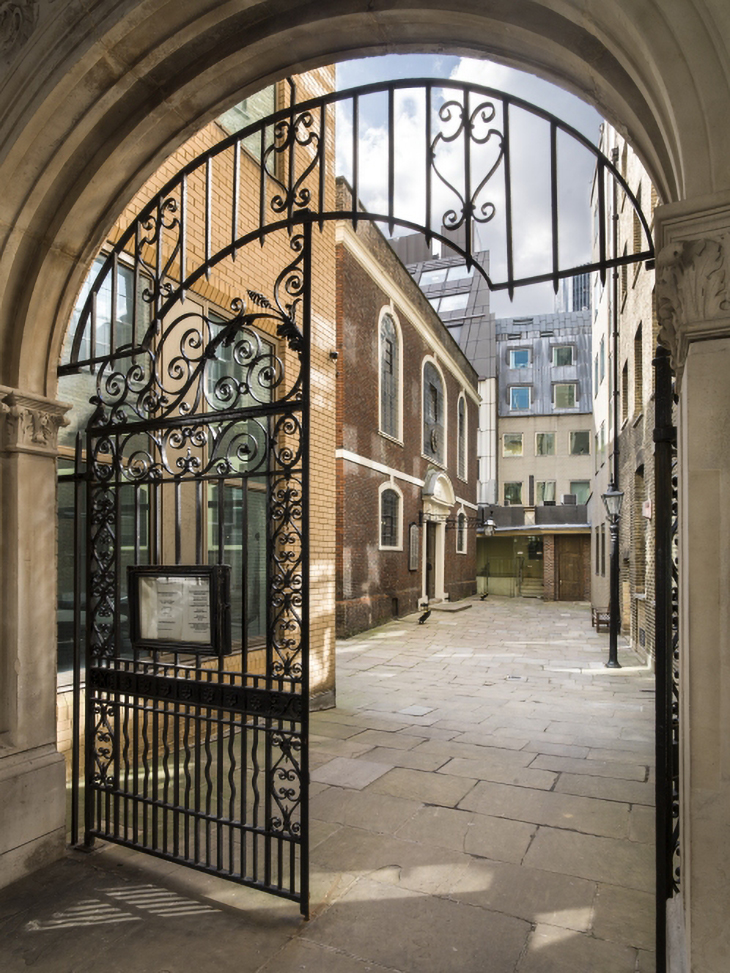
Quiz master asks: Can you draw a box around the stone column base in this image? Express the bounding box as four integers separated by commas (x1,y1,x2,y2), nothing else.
0,745,67,890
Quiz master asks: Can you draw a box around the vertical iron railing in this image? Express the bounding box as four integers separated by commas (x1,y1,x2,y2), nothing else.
59,79,654,378
654,344,679,973
70,433,85,846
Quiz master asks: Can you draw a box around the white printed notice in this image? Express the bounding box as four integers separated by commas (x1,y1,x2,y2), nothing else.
137,575,212,644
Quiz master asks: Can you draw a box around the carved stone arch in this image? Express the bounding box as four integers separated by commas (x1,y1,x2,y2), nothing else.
3,1,724,396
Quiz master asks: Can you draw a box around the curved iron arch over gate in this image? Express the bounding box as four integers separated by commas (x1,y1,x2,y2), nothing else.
60,79,662,919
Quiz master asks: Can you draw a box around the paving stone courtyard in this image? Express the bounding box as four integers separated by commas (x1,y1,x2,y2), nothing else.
0,596,655,973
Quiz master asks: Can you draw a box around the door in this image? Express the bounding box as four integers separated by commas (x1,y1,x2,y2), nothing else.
426,522,437,600
78,229,311,915
557,536,583,601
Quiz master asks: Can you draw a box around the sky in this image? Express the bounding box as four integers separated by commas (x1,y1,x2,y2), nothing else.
335,54,603,316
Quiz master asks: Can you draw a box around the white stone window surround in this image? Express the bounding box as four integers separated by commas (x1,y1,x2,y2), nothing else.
456,507,467,553
378,479,404,551
378,304,403,443
422,355,448,467
457,391,468,481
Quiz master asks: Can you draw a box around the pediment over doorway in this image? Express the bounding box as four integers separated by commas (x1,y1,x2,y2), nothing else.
422,467,455,508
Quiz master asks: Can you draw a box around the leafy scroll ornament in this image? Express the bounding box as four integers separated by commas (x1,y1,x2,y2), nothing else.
431,97,505,232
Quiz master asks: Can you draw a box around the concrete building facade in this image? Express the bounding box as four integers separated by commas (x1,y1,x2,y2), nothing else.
477,312,593,601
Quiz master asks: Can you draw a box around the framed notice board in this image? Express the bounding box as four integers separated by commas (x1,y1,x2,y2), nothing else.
127,564,231,655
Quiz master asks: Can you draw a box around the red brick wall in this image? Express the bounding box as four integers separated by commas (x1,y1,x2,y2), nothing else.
336,230,478,636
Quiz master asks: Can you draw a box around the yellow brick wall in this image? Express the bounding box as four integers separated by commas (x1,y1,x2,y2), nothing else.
58,67,338,762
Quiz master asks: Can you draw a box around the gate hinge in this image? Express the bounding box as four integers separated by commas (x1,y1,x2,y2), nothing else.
653,425,676,444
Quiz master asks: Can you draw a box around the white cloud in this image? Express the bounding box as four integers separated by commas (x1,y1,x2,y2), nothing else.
335,55,603,313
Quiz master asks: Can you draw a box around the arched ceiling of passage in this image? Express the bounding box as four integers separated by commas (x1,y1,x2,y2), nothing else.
0,0,729,393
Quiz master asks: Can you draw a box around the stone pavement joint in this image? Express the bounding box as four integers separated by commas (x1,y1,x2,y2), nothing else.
0,596,655,973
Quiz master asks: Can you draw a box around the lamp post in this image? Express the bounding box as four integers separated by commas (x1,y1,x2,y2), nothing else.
602,484,624,668
481,517,496,597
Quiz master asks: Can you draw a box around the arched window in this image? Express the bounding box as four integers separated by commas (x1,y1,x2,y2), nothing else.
380,312,400,438
457,395,467,480
456,512,467,553
423,361,445,464
380,488,400,548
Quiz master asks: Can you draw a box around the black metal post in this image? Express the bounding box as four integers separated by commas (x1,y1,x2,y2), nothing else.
606,145,622,670
607,516,621,668
654,344,677,973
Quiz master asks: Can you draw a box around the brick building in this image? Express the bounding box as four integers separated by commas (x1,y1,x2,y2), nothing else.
590,124,658,661
335,182,479,636
55,68,340,759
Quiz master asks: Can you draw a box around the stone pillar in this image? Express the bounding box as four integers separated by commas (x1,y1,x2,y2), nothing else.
655,208,730,973
0,387,70,888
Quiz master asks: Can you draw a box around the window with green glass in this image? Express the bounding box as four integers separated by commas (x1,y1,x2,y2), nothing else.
502,433,523,457
570,430,590,455
553,383,577,408
535,432,555,455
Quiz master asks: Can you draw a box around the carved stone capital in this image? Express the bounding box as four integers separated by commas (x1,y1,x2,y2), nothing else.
656,236,730,378
0,0,38,60
1,389,70,456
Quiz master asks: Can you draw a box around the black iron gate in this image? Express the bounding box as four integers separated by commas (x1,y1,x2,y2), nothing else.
74,227,311,914
58,77,658,917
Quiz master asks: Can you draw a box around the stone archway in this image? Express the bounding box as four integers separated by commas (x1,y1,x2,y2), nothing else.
2,5,730,971
1,1,727,398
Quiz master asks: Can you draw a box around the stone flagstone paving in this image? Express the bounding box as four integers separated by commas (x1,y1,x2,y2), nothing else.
0,596,655,973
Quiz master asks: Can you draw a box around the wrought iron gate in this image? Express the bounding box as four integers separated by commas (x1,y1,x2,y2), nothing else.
75,226,311,914
654,346,680,971
58,76,658,917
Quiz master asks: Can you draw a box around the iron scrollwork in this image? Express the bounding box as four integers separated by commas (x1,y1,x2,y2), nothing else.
670,433,680,892
263,110,322,221
270,731,303,836
431,96,505,233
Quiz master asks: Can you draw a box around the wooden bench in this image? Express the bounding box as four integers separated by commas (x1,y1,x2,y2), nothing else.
592,607,610,632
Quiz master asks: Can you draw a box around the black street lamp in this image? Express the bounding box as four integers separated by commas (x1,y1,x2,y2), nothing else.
602,484,624,668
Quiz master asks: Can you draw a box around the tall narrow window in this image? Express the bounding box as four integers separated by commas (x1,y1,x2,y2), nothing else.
380,313,399,438
599,336,605,383
456,513,466,553
457,396,467,479
635,469,647,592
622,361,629,423
423,361,445,463
634,323,643,415
380,488,400,548
633,185,643,254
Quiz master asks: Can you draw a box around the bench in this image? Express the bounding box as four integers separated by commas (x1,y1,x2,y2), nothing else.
592,607,610,632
